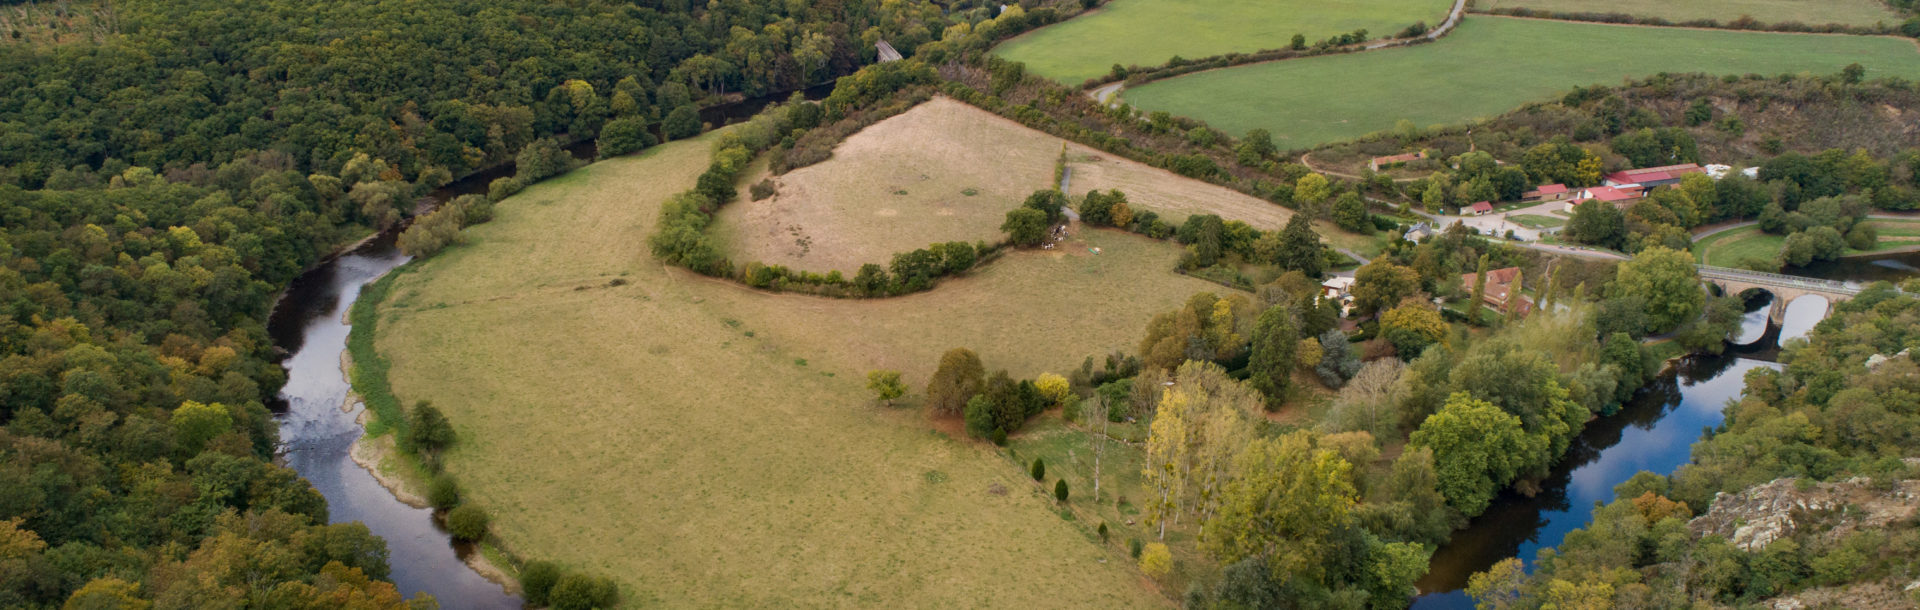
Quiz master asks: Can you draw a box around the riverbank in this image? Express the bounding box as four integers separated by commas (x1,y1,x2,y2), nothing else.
337,262,523,594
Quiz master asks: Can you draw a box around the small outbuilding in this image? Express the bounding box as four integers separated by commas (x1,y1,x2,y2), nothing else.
1522,184,1569,202
1466,201,1493,216
1368,151,1427,172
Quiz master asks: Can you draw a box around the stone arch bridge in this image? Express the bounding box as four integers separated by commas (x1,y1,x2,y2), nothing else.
1697,265,1858,324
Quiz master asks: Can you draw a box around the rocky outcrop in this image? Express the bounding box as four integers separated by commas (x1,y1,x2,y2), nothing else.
1689,475,1920,552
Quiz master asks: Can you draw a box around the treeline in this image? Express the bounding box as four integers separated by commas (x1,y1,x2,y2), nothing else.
1474,280,1920,607
650,60,1024,297
0,0,955,188
1474,6,1920,38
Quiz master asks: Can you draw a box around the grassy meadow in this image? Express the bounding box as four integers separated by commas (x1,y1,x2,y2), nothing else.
373,132,1251,607
992,0,1454,83
1120,16,1920,150
1480,0,1905,27
1696,219,1920,266
717,96,1374,273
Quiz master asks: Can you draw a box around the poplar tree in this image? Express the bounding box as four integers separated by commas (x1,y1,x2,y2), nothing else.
1468,254,1490,326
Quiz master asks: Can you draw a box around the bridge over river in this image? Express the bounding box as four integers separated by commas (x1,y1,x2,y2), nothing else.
1697,264,1861,324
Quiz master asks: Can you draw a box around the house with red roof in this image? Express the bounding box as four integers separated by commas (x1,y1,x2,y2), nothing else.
1369,151,1427,172
1458,267,1532,317
1466,201,1494,216
1602,163,1705,188
1521,184,1569,203
1564,185,1645,212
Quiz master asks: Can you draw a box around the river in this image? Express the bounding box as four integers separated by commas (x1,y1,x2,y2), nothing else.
263,85,838,606
1410,250,1919,607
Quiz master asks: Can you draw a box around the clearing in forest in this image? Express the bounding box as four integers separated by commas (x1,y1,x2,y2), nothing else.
1121,16,1920,150
373,133,1234,607
716,96,1347,274
1480,0,1904,28
992,0,1454,84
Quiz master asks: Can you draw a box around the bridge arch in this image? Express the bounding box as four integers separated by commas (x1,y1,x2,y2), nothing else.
1696,265,1856,325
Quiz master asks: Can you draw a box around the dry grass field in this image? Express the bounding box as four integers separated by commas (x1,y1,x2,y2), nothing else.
716,97,1062,274
374,132,1238,607
717,96,1372,272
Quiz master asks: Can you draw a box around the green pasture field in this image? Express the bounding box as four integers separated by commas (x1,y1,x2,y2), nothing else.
372,132,1247,607
1480,0,1904,28
1121,16,1920,150
1510,214,1565,229
993,0,1454,83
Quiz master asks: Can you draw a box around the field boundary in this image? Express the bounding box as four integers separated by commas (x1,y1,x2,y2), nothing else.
1082,0,1466,102
1472,12,1920,43
1469,6,1919,38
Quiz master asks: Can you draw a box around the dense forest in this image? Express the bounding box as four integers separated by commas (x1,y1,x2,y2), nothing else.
0,0,990,605
0,0,964,188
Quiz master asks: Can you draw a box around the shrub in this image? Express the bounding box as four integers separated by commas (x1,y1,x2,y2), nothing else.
519,561,563,607
549,573,620,610
1129,537,1144,558
1098,522,1110,542
427,475,461,511
1055,478,1070,503
407,401,456,456
749,179,776,201
445,505,490,541
1139,543,1173,578
1031,457,1046,481
487,176,524,202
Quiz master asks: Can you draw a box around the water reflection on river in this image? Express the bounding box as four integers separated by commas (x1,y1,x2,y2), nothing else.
270,235,521,608
1410,355,1774,607
1412,251,1918,607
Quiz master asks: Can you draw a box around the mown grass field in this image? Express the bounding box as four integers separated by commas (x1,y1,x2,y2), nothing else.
717,96,1377,272
992,0,1454,83
1694,218,1920,266
1694,225,1785,266
373,132,1245,607
1481,0,1903,27
1121,16,1920,150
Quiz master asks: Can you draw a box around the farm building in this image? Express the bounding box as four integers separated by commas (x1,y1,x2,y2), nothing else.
1402,222,1436,242
1601,163,1704,188
1564,185,1644,212
1368,151,1427,171
1458,267,1532,317
1522,184,1569,202
1466,201,1493,216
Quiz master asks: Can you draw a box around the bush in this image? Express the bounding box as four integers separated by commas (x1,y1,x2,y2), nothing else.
597,116,660,158
445,505,490,541
1139,543,1173,578
663,105,702,140
427,475,461,511
1098,522,1109,542
519,561,563,607
749,179,776,201
1031,458,1046,481
1129,537,1144,558
487,176,524,203
1055,478,1070,502
549,573,620,610
407,401,456,456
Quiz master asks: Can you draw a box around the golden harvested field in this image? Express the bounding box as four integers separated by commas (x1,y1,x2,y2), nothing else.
374,132,1232,607
716,96,1372,272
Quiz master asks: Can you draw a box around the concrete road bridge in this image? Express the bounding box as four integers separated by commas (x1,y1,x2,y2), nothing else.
1697,265,1859,323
